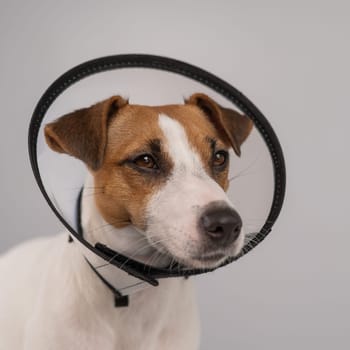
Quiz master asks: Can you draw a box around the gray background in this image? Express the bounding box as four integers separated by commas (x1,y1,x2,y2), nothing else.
0,0,349,349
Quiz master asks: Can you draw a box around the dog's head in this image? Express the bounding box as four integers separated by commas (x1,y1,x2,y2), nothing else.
44,93,253,269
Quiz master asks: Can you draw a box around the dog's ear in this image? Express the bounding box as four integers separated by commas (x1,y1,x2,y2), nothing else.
44,96,128,170
185,93,253,156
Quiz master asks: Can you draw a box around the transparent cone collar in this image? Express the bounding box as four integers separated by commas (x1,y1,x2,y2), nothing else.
29,55,285,296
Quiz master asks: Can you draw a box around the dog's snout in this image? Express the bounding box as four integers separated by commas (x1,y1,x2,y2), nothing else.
199,206,242,245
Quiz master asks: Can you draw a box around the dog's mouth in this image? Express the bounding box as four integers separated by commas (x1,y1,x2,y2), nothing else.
184,252,232,270
146,240,235,270
194,252,226,262
184,252,230,270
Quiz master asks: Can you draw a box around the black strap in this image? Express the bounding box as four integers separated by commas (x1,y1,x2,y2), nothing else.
75,188,84,238
70,188,129,307
67,187,83,242
85,258,129,307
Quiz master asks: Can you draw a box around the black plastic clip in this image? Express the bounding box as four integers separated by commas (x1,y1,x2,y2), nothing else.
114,295,129,307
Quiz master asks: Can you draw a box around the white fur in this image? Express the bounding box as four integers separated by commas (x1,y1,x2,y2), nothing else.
144,114,244,269
0,199,199,349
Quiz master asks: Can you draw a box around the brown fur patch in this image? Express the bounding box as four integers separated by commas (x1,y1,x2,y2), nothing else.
186,93,253,157
93,105,174,230
44,96,128,170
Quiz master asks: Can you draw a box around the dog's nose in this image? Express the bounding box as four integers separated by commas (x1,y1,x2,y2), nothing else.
199,206,242,245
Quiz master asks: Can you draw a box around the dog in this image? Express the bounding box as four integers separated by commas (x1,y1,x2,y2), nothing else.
0,93,253,349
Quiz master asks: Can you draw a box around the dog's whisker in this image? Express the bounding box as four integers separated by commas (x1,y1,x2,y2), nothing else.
94,241,154,270
243,234,259,246
229,170,261,182
228,151,263,182
148,251,162,270
145,250,160,272
92,230,165,269
97,235,175,271
154,250,170,269
146,244,171,270
82,191,105,197
82,220,130,235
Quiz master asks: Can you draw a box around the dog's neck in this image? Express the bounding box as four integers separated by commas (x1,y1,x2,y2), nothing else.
81,173,171,268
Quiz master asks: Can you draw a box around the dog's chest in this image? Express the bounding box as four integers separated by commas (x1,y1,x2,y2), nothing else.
18,237,199,350
103,278,199,349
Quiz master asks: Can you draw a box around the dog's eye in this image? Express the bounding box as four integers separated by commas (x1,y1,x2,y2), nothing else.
133,154,158,169
213,150,228,168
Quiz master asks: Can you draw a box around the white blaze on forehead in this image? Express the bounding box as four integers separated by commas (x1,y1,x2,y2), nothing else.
143,114,241,265
156,113,231,206
158,113,204,176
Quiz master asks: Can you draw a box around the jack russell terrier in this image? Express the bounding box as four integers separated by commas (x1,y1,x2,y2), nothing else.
0,93,253,349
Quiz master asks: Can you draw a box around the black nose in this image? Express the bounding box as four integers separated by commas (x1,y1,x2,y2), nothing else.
199,206,242,245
